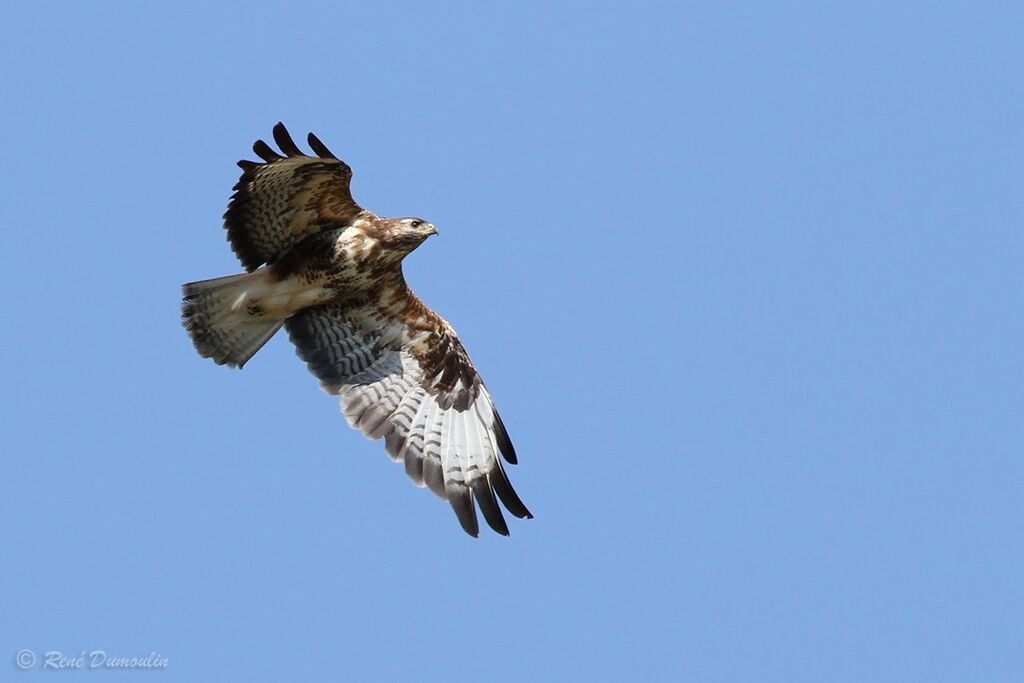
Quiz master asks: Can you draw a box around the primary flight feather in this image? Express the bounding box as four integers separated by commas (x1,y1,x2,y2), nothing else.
182,123,531,537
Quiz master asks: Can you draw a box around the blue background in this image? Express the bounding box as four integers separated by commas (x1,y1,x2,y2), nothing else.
2,2,1021,681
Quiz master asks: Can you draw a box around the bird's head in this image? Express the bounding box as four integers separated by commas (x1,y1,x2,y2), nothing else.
382,217,438,253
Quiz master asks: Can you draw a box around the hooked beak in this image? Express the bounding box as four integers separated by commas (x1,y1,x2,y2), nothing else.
427,223,438,237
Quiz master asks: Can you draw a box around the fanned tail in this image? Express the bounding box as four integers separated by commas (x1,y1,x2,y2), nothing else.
181,272,284,368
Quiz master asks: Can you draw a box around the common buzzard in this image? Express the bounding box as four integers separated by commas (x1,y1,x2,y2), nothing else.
182,123,531,537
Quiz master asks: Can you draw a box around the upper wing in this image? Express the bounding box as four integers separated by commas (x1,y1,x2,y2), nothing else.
284,296,532,537
224,123,364,271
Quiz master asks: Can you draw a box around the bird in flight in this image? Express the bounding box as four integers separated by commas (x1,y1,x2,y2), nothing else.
182,123,531,537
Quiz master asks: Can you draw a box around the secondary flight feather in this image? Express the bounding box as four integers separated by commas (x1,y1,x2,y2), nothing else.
181,123,531,537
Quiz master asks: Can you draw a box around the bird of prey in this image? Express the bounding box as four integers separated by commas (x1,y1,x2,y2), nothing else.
181,123,531,537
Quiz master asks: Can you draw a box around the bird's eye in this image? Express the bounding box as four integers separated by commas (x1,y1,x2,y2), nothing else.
410,220,423,228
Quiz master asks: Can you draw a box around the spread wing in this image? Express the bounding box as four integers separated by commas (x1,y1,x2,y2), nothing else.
284,292,532,537
224,123,364,271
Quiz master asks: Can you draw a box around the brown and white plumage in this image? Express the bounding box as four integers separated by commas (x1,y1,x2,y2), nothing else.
182,123,531,536
225,125,363,271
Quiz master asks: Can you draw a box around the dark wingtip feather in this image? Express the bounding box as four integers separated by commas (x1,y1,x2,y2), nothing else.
384,429,405,460
449,486,480,537
490,462,532,519
493,411,518,464
237,159,260,170
272,122,303,157
307,131,337,159
252,139,282,162
403,452,424,486
471,479,509,536
422,458,447,499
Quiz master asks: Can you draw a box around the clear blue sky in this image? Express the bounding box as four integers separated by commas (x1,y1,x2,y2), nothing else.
2,2,1021,681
